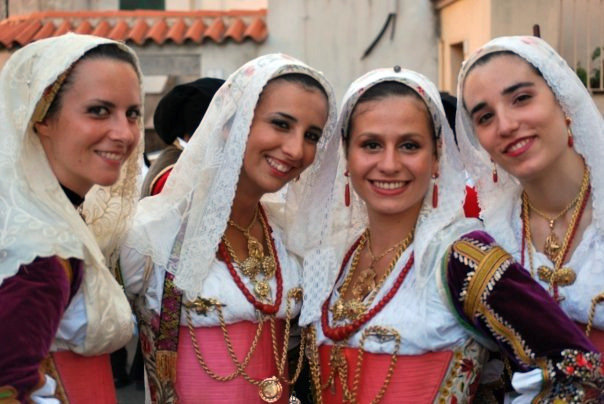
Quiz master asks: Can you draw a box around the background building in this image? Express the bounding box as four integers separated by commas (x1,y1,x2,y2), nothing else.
0,0,601,155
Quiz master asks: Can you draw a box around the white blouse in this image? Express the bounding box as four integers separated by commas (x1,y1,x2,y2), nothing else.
120,222,302,326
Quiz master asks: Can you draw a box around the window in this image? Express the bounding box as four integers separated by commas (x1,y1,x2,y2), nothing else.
120,0,165,10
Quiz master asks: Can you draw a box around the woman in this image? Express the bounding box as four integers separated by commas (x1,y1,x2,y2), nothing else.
0,33,143,402
300,67,602,402
456,36,604,353
120,54,339,403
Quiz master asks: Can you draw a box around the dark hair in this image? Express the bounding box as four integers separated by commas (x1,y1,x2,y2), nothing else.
344,81,436,152
264,72,329,101
44,44,139,120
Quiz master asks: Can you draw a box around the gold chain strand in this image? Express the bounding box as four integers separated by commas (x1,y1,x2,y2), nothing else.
184,286,304,401
349,326,401,404
526,168,588,262
185,302,264,381
228,205,259,233
305,326,324,404
585,292,604,337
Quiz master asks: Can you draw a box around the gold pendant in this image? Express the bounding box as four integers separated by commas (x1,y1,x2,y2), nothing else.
241,256,261,277
259,376,282,403
248,236,264,258
544,232,562,262
331,299,346,321
262,256,276,277
254,280,271,299
537,266,577,286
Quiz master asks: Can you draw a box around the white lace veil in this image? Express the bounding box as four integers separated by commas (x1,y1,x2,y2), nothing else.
456,36,604,253
0,33,143,354
124,53,339,298
299,68,470,326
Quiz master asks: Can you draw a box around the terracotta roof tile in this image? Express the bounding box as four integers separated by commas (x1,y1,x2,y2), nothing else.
224,17,245,42
184,19,205,43
166,18,186,44
73,20,92,35
54,21,71,36
203,17,225,42
14,20,42,46
32,21,55,41
243,17,267,42
0,9,268,49
91,20,111,37
108,20,129,41
146,18,168,44
129,18,149,45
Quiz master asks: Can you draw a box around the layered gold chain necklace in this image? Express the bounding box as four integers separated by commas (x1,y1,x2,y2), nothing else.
223,206,277,302
522,167,590,294
331,228,414,322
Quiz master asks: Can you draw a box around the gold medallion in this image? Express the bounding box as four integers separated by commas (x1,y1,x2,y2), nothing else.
248,237,264,258
262,256,276,277
254,280,271,299
537,266,577,286
241,256,261,277
544,233,562,262
259,376,282,403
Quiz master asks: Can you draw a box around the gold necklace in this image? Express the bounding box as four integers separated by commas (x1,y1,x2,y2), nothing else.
526,168,589,262
522,168,590,293
306,325,401,404
224,208,277,301
331,228,414,322
351,231,410,299
184,288,305,403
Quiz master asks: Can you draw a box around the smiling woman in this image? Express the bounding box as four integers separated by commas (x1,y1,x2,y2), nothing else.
119,54,339,403
299,66,602,403
35,57,141,196
456,36,604,401
0,34,143,403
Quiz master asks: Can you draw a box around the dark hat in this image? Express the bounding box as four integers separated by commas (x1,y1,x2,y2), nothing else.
153,77,225,144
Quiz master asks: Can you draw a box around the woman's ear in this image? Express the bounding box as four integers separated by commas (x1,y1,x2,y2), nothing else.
34,119,51,137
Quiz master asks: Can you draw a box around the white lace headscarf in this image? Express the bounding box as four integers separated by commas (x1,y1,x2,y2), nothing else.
456,36,604,253
0,33,143,355
299,67,470,326
124,53,338,298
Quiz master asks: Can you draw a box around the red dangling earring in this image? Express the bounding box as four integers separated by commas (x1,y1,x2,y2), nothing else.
432,173,439,208
344,170,351,207
491,159,498,183
566,116,574,148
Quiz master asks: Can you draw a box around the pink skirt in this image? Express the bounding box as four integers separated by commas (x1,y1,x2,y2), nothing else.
175,320,289,403
319,345,453,403
52,351,116,403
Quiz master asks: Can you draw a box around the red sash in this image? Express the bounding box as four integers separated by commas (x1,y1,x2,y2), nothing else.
318,345,453,403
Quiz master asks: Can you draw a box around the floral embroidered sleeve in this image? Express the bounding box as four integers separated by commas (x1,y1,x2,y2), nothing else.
0,256,82,403
443,230,603,403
